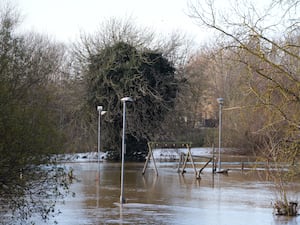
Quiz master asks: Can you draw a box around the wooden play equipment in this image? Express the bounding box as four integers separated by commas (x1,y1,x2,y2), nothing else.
142,142,214,179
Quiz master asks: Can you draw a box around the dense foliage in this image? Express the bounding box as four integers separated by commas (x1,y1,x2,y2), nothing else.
83,41,178,160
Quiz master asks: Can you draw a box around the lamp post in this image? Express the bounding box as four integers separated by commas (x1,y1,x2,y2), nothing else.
120,97,133,205
97,106,106,180
217,98,224,172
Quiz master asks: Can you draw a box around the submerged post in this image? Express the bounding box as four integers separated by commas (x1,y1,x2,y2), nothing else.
142,142,158,176
212,143,215,173
97,106,106,180
120,97,133,205
217,98,224,172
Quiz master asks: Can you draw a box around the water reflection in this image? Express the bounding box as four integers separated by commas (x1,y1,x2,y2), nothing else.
46,162,300,225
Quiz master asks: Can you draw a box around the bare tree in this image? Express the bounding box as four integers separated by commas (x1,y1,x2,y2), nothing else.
188,0,300,214
0,5,72,223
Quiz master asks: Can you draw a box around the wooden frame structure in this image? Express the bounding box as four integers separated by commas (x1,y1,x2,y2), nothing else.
142,142,205,179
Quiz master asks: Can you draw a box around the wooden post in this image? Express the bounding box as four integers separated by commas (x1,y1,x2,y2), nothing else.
187,145,198,178
199,158,213,175
142,143,158,176
181,153,188,174
142,143,151,175
177,153,184,173
151,144,159,176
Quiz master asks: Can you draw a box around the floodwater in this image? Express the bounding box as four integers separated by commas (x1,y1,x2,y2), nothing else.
46,161,300,225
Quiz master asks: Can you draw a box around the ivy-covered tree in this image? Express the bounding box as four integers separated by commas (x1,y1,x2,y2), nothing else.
74,20,182,160
87,42,178,159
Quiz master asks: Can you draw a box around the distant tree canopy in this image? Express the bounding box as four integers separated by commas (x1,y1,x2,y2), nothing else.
188,0,300,152
83,40,178,159
0,6,70,223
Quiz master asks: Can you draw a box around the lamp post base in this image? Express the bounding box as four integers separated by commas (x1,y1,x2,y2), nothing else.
120,196,126,204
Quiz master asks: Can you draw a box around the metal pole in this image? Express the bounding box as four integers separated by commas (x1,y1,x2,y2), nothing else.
98,106,101,165
217,98,224,172
119,97,133,205
97,106,106,180
120,100,126,204
97,106,102,180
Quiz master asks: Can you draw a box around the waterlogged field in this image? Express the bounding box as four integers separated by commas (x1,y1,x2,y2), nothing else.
44,159,300,225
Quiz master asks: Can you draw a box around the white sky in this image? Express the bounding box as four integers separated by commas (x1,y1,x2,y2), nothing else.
13,0,209,45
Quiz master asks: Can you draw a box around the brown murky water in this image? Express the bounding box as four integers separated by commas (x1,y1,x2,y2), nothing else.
45,161,300,225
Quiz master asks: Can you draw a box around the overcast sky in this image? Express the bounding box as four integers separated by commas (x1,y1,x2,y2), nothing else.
14,0,209,45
